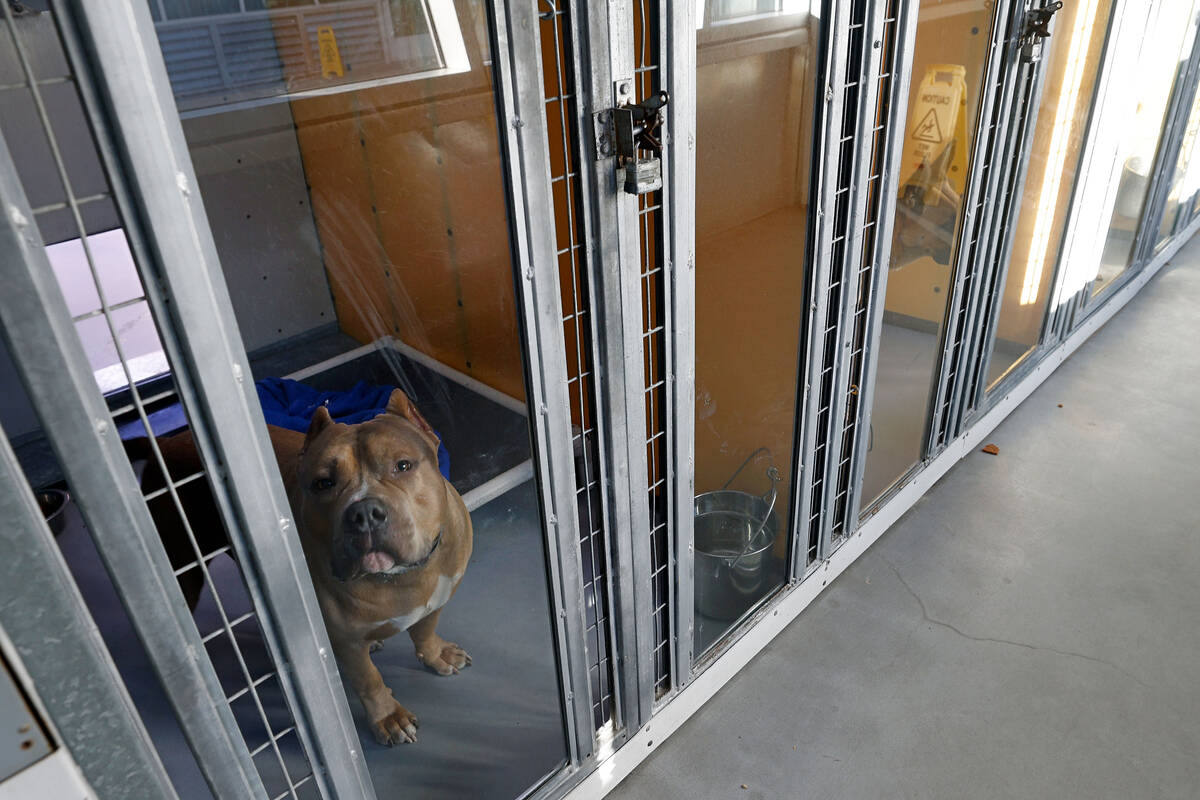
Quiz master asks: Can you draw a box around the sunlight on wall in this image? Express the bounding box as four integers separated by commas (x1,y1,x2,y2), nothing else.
1019,0,1099,306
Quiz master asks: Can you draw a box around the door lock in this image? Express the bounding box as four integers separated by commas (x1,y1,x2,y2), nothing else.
594,89,670,195
1020,1,1063,63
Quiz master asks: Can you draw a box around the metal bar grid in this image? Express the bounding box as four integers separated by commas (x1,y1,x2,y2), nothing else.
0,423,178,800
7,7,308,796
794,0,851,573
489,0,599,767
959,42,1049,424
946,26,1039,431
803,0,866,563
921,0,1012,457
826,0,902,548
54,2,383,795
0,86,269,800
632,0,674,702
537,0,620,733
847,0,920,527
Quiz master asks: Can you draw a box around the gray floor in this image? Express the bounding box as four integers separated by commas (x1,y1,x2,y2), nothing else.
861,322,939,504
55,479,565,800
615,240,1200,799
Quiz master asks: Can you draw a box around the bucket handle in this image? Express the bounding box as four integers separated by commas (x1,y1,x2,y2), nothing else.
722,448,781,569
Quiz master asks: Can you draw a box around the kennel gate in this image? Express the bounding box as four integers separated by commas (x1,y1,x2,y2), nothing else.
0,0,636,798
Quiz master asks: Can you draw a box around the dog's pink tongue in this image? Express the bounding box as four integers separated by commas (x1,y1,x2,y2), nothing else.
362,551,395,573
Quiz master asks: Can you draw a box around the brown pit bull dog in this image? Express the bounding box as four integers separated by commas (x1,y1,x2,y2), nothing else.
128,389,472,746
273,390,473,746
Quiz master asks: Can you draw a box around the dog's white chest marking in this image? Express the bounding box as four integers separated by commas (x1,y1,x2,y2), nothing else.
389,573,458,631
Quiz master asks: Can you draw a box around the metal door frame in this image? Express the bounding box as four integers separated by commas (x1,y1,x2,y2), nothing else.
953,0,1081,426
920,0,1021,458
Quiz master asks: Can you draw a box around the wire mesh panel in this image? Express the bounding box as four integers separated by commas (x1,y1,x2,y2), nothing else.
956,48,1044,422
0,6,329,799
805,0,870,561
537,0,619,732
632,0,673,700
827,0,901,546
931,4,1025,447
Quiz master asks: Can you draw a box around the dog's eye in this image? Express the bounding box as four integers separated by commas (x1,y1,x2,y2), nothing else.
395,459,413,473
311,477,334,492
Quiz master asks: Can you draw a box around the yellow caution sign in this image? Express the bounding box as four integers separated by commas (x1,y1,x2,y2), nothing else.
899,64,969,202
891,64,970,269
318,26,344,79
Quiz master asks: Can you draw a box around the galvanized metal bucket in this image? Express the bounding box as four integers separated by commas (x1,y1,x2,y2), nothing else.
694,449,780,621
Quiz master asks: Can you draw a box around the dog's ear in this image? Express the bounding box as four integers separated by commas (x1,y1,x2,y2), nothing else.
302,405,334,453
385,389,440,449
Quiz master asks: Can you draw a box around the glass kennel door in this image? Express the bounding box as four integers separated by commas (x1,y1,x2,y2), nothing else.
689,1,818,658
859,0,1002,505
142,1,585,796
0,1,613,799
1086,0,1200,298
974,0,1116,397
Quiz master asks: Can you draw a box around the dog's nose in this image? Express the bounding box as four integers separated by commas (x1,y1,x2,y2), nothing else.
343,498,388,542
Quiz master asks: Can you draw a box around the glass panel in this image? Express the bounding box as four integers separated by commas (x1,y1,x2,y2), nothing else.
1156,80,1200,247
692,4,816,655
707,0,804,25
147,1,570,796
155,0,463,114
861,0,994,504
1092,0,1199,294
983,0,1114,390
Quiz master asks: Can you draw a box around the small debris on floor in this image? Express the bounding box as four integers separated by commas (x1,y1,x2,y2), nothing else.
982,443,1000,455
1058,403,1063,408
741,785,749,790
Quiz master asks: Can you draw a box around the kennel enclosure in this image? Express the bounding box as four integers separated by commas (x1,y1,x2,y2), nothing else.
3,1,1200,798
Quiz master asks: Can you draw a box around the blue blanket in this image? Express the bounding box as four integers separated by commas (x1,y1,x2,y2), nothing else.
256,378,450,479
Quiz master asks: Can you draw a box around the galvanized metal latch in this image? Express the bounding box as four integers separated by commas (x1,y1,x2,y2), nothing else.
1019,1,1062,63
594,89,670,195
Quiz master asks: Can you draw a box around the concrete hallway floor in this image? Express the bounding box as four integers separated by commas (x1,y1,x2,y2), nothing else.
614,239,1200,800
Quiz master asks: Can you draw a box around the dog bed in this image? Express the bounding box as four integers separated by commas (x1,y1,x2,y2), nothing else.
114,377,451,481
256,377,451,480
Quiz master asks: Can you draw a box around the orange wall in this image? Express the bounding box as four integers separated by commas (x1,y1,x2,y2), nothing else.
993,0,1113,346
287,27,526,402
694,26,813,543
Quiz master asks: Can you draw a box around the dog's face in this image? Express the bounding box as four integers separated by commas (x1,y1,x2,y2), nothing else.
294,390,446,581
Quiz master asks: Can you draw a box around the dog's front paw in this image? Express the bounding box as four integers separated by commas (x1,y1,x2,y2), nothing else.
415,639,472,676
370,700,419,746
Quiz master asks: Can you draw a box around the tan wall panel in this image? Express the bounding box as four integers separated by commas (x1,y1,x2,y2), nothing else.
290,75,527,402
